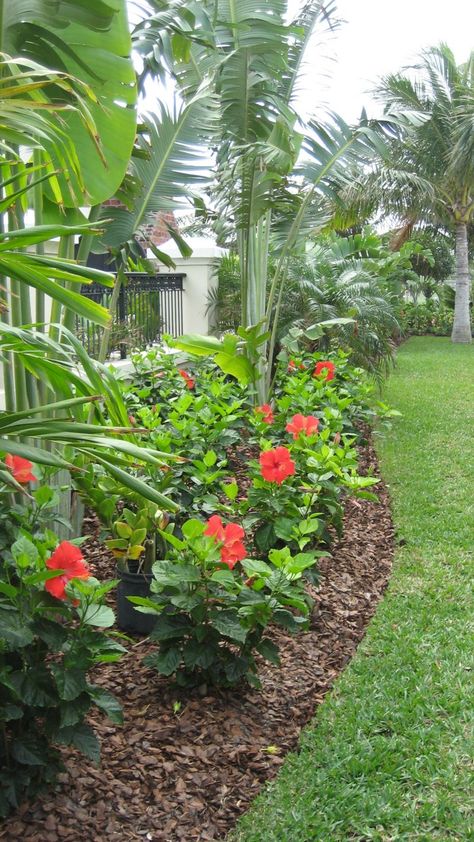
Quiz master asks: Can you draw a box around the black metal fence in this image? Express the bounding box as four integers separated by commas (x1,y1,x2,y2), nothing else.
77,272,184,359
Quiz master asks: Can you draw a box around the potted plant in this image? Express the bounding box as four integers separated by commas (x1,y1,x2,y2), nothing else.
106,504,170,634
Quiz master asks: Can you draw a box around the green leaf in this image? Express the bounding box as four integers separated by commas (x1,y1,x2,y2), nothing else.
181,519,205,540
242,559,273,578
115,521,132,539
33,618,68,651
157,528,186,551
127,596,161,614
222,480,238,501
203,450,217,467
79,604,115,628
88,686,123,725
3,3,137,206
12,737,47,767
0,254,111,326
254,522,277,553
285,552,318,574
51,665,87,701
274,517,296,541
149,614,191,642
58,723,100,763
9,667,56,706
182,640,216,669
213,351,255,385
152,563,202,586
224,656,249,684
146,646,181,676
0,581,18,599
11,534,39,568
268,547,292,569
0,703,23,721
209,608,247,643
273,609,308,633
256,638,281,666
59,695,91,728
171,334,225,356
0,608,34,648
91,456,180,511
210,568,236,586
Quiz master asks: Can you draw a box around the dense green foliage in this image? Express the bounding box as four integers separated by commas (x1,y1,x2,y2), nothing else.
0,485,124,816
86,346,391,687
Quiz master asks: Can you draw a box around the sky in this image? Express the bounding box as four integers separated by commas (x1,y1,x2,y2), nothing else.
295,0,473,123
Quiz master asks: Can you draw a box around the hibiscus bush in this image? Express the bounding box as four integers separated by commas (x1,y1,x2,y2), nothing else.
109,346,389,687
130,516,319,688
0,458,124,817
69,345,392,689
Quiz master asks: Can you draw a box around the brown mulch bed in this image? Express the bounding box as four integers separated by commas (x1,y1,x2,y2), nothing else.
0,437,394,842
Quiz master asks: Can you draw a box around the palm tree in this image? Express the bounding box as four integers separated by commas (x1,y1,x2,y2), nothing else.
354,45,474,343
144,0,380,401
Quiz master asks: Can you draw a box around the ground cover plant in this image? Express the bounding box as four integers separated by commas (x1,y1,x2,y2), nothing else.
230,336,474,841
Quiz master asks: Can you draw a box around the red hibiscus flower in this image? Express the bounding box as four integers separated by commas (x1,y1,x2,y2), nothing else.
286,414,319,440
255,403,274,424
44,542,90,601
178,369,195,390
5,454,37,484
313,360,335,381
259,446,296,485
204,515,247,569
288,360,305,372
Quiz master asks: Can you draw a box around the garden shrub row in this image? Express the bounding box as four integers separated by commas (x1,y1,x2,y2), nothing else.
0,348,394,815
399,301,455,336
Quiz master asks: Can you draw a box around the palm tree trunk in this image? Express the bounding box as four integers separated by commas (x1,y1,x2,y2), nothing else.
451,221,471,343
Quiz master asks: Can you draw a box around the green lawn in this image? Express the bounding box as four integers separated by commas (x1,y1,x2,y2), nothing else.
231,337,474,842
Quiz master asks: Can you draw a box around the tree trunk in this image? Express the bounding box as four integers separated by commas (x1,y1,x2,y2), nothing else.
451,221,472,343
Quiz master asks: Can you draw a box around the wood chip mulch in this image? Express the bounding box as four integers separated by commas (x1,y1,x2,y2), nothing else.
0,437,394,842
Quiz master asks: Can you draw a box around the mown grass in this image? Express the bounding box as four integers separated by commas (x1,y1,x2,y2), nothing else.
231,337,474,842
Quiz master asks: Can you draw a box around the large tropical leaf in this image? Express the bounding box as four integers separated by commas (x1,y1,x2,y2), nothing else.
2,0,137,205
0,222,115,326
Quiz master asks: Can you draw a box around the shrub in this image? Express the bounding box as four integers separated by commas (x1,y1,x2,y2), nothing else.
0,527,124,817
399,302,455,336
132,517,320,688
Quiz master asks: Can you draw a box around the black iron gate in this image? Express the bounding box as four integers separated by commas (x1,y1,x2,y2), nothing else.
77,272,184,359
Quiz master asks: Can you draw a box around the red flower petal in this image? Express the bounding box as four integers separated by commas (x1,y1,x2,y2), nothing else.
286,414,319,439
44,542,89,601
178,369,195,389
224,522,245,544
46,541,86,574
255,404,274,424
204,515,225,542
45,575,68,601
5,454,37,483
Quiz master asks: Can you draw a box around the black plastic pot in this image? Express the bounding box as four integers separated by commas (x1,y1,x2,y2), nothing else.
116,569,156,635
